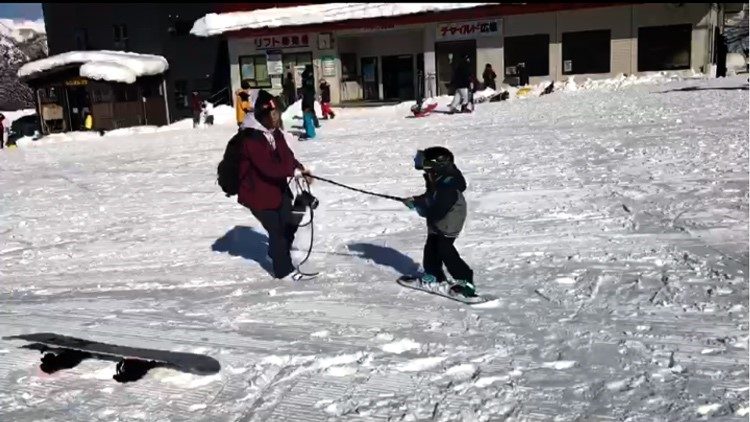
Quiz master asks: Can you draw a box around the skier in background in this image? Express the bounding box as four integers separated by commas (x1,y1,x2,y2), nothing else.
448,54,471,114
283,72,297,108
402,146,476,297
191,91,203,128
301,65,318,139
319,79,336,120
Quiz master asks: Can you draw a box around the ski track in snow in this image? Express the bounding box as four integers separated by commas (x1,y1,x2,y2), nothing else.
0,76,748,421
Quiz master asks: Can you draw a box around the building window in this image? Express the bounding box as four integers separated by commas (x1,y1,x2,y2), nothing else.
282,52,312,71
90,85,113,103
113,84,139,102
175,80,188,109
113,24,129,50
562,30,611,75
504,34,550,77
74,28,89,50
340,53,357,82
239,55,271,88
638,24,692,71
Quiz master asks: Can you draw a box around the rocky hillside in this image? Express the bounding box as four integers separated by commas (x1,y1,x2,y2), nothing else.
0,19,48,111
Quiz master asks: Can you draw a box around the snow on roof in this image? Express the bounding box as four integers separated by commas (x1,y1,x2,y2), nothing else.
18,50,169,84
191,3,498,37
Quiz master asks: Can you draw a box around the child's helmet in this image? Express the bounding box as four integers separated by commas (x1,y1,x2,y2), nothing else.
414,146,454,172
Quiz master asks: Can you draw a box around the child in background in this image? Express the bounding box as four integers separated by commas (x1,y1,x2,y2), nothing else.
319,79,336,120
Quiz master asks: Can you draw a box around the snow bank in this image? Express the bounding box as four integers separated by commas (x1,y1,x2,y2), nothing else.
192,3,496,36
18,50,169,83
14,101,237,148
1,108,35,127
212,104,236,125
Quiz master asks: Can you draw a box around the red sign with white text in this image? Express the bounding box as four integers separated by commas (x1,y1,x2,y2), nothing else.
437,20,500,40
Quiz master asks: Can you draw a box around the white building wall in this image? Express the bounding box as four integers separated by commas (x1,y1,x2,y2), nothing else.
422,23,437,98
476,26,503,85
555,6,633,81
227,4,716,105
227,32,328,106
633,3,714,74
336,27,424,103
503,12,556,85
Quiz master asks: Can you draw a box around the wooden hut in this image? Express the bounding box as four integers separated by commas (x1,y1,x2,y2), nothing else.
18,50,171,135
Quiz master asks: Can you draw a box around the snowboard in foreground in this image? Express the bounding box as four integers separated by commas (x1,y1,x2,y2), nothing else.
5,332,220,383
396,275,497,305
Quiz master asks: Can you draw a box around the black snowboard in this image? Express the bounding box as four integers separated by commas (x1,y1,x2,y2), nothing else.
5,332,220,383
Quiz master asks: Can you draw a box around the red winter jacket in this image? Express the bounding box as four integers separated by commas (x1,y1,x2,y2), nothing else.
237,117,303,211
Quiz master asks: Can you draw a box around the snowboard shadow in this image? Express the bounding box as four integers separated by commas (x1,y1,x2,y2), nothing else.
211,225,274,276
347,243,420,276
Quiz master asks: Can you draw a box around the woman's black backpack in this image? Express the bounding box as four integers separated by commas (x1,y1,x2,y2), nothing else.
217,129,253,197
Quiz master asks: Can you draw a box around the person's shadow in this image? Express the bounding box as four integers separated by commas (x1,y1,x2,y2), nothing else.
347,243,420,276
211,226,273,275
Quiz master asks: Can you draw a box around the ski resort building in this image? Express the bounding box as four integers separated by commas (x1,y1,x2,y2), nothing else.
18,51,170,134
193,2,739,105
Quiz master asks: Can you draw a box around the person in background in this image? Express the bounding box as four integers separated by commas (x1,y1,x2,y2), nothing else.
517,62,529,87
235,81,252,127
191,91,203,128
83,108,93,131
201,101,214,126
319,79,336,120
448,54,472,114
301,65,320,129
0,113,5,149
283,72,297,108
482,63,497,90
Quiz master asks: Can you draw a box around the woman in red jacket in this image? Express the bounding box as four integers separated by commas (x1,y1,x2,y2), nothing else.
238,90,312,280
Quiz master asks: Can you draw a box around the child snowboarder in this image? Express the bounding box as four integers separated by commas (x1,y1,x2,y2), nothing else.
402,146,476,297
319,79,335,120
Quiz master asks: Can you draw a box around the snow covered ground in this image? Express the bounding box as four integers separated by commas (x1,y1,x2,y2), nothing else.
0,76,748,421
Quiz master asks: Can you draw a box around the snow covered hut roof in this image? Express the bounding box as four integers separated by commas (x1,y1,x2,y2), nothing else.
18,50,169,84
191,3,498,37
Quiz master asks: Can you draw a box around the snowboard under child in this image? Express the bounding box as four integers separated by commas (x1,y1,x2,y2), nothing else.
402,146,476,297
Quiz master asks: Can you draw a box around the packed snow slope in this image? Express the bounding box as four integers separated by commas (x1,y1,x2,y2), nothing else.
0,76,748,421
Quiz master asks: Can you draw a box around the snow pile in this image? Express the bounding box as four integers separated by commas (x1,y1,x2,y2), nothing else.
212,104,236,125
18,50,169,83
192,3,497,36
0,108,35,128
556,71,703,92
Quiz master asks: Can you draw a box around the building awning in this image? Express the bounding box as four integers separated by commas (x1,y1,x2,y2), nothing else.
190,3,498,37
18,50,169,84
